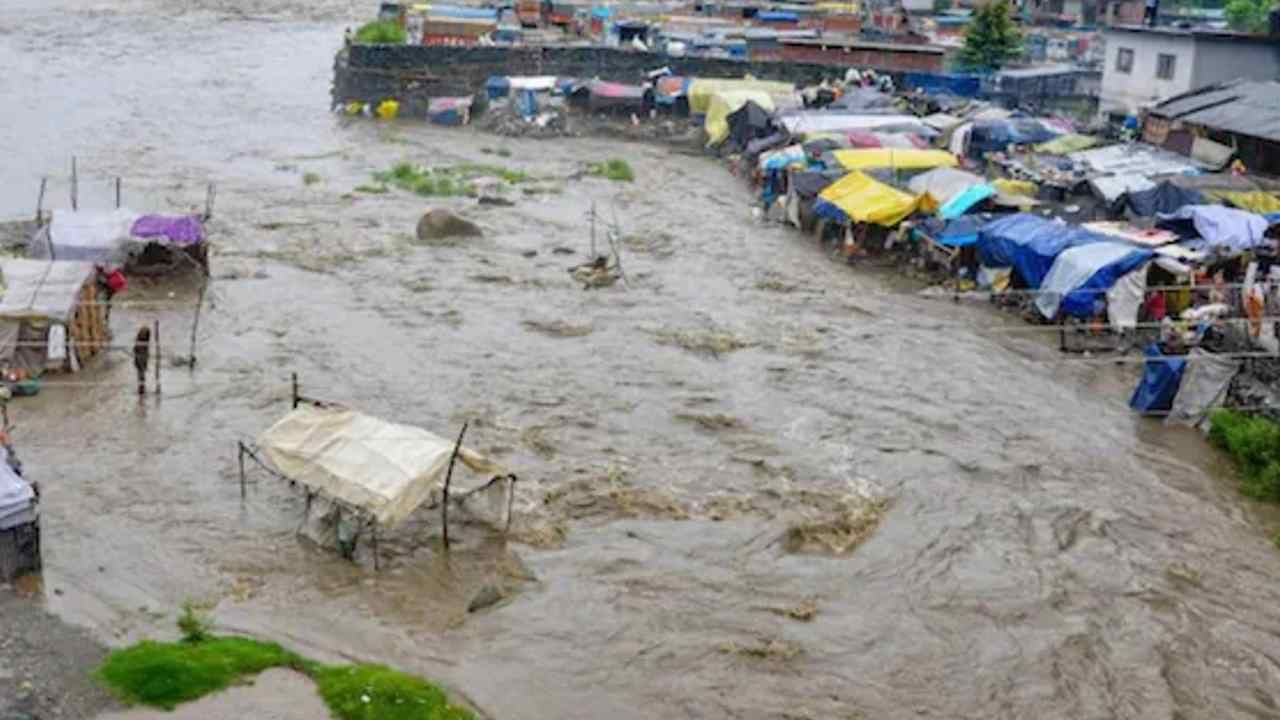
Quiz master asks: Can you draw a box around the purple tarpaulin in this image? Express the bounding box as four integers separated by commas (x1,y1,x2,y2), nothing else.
130,215,205,246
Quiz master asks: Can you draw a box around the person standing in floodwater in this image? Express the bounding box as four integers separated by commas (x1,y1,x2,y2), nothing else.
133,326,151,395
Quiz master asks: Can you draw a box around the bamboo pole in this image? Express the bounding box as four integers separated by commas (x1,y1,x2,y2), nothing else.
238,442,247,500
35,178,47,225
292,373,299,409
115,178,121,209
441,421,468,551
189,283,206,368
153,319,161,395
71,157,78,211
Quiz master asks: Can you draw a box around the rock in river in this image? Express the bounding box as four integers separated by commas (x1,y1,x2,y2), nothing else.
415,209,482,245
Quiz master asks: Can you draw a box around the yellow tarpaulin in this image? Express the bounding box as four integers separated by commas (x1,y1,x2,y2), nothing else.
992,178,1037,197
688,78,794,115
704,90,775,147
829,148,957,171
1033,134,1100,155
817,171,919,227
1206,190,1280,214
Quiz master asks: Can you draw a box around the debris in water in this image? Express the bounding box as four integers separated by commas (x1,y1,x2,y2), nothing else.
521,319,593,338
569,256,621,289
520,425,558,458
674,413,743,431
763,598,818,622
718,637,803,661
654,327,753,356
551,247,575,255
782,497,892,556
542,471,690,521
467,584,506,613
468,274,514,285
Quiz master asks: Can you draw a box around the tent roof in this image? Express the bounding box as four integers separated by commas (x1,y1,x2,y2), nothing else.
814,171,919,227
829,148,957,171
258,404,508,528
0,259,93,323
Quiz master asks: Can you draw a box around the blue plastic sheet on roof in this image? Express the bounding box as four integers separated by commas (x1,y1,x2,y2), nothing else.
591,6,612,17
757,10,799,21
939,184,995,220
485,76,511,99
901,73,981,98
430,4,498,19
1035,241,1153,319
916,215,983,247
1266,212,1280,225
977,213,1110,289
1130,344,1186,414
1157,205,1271,252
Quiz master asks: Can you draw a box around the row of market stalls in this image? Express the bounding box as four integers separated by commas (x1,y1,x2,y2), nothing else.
691,78,1280,429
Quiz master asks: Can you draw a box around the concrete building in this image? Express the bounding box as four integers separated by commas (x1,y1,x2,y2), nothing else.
1099,26,1280,118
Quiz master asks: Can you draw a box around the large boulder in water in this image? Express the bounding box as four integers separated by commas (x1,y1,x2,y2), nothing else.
415,209,482,245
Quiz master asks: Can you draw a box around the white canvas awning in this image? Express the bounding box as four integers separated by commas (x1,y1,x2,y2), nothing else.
0,259,94,323
258,404,510,528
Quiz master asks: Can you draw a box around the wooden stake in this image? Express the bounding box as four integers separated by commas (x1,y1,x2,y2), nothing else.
35,178,47,225
238,442,246,500
371,524,380,571
153,319,161,395
205,182,216,220
441,421,468,551
189,283,206,368
291,372,299,409
71,157,78,212
115,177,121,209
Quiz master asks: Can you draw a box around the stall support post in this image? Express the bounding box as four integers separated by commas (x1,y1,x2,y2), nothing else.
237,442,246,500
291,373,299,409
153,320,161,394
441,421,468,551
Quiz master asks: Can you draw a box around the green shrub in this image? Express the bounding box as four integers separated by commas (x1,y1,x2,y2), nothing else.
1209,409,1280,502
354,20,407,44
177,602,213,644
302,172,322,186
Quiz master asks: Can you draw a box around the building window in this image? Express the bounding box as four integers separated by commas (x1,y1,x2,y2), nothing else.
1156,53,1176,80
1116,47,1134,74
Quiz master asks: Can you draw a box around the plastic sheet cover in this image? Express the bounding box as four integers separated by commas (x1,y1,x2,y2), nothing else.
1157,205,1271,252
1035,241,1153,319
813,171,918,227
977,213,1109,290
259,404,510,528
0,259,93,323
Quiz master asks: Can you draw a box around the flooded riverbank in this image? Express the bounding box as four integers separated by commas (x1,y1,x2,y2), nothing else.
4,0,1280,718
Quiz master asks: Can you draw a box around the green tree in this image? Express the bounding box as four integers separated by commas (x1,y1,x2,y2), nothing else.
1225,0,1273,31
955,1,1023,72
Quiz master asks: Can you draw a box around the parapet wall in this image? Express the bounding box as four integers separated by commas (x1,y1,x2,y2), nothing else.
332,44,870,110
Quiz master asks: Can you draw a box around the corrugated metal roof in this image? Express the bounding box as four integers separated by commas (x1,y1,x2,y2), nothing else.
1151,80,1280,144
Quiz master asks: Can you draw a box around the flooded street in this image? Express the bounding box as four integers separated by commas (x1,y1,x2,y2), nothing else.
4,1,1280,718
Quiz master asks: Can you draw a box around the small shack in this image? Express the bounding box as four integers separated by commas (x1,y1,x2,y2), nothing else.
0,259,108,374
29,210,209,276
0,445,38,582
243,397,517,565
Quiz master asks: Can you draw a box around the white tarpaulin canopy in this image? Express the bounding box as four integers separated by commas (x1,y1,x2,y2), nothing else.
258,404,510,528
31,209,138,263
0,259,93,323
776,113,929,135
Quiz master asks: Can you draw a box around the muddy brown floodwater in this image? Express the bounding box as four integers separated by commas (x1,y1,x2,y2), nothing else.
5,1,1280,719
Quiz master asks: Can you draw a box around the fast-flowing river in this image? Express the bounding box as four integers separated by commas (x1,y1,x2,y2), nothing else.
3,1,1280,717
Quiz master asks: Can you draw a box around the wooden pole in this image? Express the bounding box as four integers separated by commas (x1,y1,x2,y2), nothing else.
35,178,47,225
71,157,78,212
441,421,468,551
291,373,299,409
153,319,161,395
504,475,516,535
189,283,206,368
238,442,246,500
115,178,121,209
205,182,216,220
371,524,380,571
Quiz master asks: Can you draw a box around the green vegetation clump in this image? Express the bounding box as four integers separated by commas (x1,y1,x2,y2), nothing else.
369,161,528,197
97,612,476,718
96,637,305,709
313,664,473,720
354,183,389,194
1209,409,1280,502
302,172,322,186
587,158,635,182
354,20,407,44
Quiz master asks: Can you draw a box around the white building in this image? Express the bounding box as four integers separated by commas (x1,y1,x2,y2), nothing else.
1099,26,1280,118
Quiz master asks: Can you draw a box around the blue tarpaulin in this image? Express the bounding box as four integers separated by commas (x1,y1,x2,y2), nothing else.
901,73,981,98
1035,241,1153,319
1156,205,1271,253
485,76,511,99
1130,344,1186,414
977,213,1109,289
939,184,995,219
757,10,799,21
916,215,983,247
515,89,538,119
967,118,1064,157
